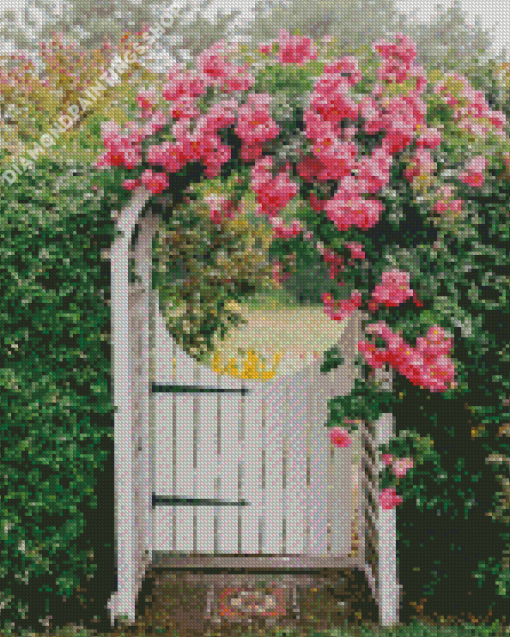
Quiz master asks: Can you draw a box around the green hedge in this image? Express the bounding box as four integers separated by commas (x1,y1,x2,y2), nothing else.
0,157,133,635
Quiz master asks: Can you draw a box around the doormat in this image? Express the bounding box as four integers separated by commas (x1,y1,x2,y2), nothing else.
218,586,288,621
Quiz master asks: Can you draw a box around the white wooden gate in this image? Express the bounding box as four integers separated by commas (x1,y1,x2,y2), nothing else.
107,188,399,627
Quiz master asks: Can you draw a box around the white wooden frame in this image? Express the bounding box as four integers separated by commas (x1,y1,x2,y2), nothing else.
107,189,399,627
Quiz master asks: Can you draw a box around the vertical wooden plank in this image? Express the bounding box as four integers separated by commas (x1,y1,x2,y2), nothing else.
240,384,264,553
148,269,157,562
194,390,216,554
172,341,196,553
327,314,359,556
217,388,241,554
332,432,351,554
130,289,147,585
153,391,173,552
196,363,223,554
304,363,314,556
173,396,195,553
153,294,176,552
284,369,308,554
376,410,398,626
307,361,330,555
262,379,285,554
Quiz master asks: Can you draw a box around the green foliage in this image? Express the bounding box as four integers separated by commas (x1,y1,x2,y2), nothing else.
151,178,281,363
319,345,344,374
253,61,319,99
0,157,118,633
325,377,395,433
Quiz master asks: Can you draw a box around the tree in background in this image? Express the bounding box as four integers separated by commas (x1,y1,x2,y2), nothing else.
2,0,508,122
0,0,243,77
3,0,508,83
234,0,510,117
235,0,506,72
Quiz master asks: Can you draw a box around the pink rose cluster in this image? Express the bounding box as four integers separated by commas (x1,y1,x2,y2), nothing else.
195,41,256,93
96,30,509,213
379,488,403,510
433,184,463,215
370,269,414,308
294,33,432,240
359,322,456,393
322,290,363,322
269,217,304,240
94,110,170,179
250,155,299,219
346,242,366,261
258,28,318,67
373,32,418,84
382,454,414,478
136,89,157,115
235,93,280,163
459,155,489,188
204,193,238,225
95,42,258,188
317,244,346,282
379,455,414,509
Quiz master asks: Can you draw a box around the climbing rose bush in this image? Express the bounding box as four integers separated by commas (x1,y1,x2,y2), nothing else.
91,30,510,519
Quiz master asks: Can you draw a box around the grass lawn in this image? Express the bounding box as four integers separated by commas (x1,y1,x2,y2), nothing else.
6,617,510,637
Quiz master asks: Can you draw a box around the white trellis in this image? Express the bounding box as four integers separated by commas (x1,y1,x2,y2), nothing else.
107,189,400,627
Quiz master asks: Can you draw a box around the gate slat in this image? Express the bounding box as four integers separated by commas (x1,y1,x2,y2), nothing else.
307,360,330,555
328,323,358,555
285,368,308,554
217,382,242,553
262,379,286,554
241,386,264,553
194,392,216,554
194,361,221,554
161,310,196,553
153,393,174,552
174,392,194,552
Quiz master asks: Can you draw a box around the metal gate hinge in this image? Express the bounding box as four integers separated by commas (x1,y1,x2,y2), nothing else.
152,494,250,507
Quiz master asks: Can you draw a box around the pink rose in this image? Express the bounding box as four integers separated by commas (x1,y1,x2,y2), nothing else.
122,179,142,191
392,457,414,478
382,454,395,467
379,487,403,510
346,243,366,260
141,169,169,194
328,427,352,448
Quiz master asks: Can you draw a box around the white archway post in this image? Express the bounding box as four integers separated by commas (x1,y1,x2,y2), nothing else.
356,312,400,627
375,408,399,626
373,352,400,626
108,187,152,626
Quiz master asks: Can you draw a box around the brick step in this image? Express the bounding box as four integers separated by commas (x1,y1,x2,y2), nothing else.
134,567,379,635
